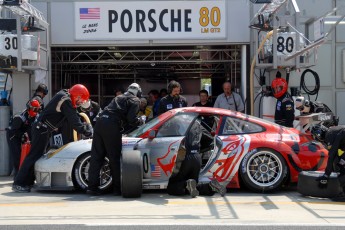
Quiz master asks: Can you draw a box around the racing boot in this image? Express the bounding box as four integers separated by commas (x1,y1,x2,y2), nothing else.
209,179,226,196
12,184,31,193
186,179,199,198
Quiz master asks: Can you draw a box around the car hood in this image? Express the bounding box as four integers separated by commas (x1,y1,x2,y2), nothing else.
45,137,142,159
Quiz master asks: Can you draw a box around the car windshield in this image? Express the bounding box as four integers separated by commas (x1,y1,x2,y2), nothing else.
126,116,162,137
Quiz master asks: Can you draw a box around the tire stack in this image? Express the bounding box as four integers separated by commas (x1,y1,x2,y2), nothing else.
297,171,342,198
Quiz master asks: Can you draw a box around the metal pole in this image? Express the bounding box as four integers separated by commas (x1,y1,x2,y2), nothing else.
241,45,247,113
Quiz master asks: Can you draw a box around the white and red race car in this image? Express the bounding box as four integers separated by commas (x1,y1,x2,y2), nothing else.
35,107,328,197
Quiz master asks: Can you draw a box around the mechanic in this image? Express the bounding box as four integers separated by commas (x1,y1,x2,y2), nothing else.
78,100,102,127
87,83,143,196
26,83,48,112
167,116,226,198
6,100,40,177
213,82,244,112
311,124,345,202
148,89,161,118
12,84,93,193
295,96,339,127
193,89,213,107
271,74,295,128
157,80,187,115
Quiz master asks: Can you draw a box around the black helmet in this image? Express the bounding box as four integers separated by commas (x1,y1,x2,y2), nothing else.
310,124,328,143
36,83,48,95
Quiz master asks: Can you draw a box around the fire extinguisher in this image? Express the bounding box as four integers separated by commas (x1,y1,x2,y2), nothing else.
20,133,31,168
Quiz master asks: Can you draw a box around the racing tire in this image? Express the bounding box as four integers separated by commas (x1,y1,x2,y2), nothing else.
121,150,143,198
297,171,342,198
240,148,288,192
72,152,112,192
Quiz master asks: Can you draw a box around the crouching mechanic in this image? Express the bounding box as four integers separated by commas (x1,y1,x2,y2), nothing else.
12,84,93,193
311,125,345,201
6,100,40,177
167,116,226,198
87,83,143,196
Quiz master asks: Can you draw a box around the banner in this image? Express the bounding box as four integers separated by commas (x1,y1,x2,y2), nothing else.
75,1,226,40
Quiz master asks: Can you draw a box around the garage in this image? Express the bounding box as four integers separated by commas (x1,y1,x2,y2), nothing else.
51,44,247,107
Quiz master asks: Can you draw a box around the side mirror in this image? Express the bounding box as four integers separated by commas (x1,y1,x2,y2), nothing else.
148,129,157,139
210,131,216,137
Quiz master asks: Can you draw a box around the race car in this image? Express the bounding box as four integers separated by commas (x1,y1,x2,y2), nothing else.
34,107,328,197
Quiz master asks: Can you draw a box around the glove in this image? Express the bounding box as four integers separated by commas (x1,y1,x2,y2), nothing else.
83,124,93,138
316,174,329,189
137,116,145,126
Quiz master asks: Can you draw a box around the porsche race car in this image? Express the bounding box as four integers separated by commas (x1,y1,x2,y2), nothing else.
35,107,328,197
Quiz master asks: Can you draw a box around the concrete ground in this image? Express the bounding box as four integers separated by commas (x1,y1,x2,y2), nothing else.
0,176,345,229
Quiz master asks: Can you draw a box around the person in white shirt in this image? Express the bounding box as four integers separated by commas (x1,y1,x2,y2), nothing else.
214,82,244,113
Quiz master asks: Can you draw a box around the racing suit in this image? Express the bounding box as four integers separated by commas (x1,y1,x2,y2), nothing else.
6,111,35,176
88,92,141,194
14,89,93,187
167,118,216,196
274,93,295,128
323,126,345,194
157,94,187,115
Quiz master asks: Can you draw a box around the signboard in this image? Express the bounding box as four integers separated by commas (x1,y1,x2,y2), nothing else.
74,1,226,40
0,34,38,60
314,17,325,41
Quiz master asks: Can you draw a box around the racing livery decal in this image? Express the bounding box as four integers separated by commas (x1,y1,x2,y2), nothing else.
211,135,250,183
157,140,179,176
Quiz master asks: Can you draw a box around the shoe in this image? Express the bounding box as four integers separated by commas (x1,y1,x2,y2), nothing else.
331,192,345,202
186,179,199,198
209,179,226,197
86,189,102,196
12,184,31,193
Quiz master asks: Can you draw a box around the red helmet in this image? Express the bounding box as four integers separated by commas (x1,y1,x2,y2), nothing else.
27,99,40,117
271,78,288,98
69,84,90,108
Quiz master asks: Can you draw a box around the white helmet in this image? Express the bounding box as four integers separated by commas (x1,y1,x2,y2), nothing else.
295,96,305,111
127,83,142,98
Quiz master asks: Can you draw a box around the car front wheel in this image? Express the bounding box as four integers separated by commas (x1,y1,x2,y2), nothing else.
72,152,112,191
240,148,288,192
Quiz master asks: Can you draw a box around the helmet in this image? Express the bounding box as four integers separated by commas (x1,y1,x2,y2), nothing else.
69,84,90,108
310,124,328,143
302,100,311,113
295,96,305,111
271,78,288,98
27,99,40,117
36,83,48,95
127,83,142,98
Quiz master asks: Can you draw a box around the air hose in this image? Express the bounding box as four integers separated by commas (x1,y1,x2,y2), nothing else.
300,69,320,100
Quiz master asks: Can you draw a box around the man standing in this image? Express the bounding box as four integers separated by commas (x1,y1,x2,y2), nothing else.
6,100,40,177
12,84,93,192
271,77,295,128
311,125,345,201
193,90,213,107
27,83,48,112
87,83,143,196
158,80,187,115
214,82,244,112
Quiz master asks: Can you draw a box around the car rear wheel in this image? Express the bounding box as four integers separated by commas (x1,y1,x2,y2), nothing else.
72,152,112,191
121,150,143,198
240,148,288,192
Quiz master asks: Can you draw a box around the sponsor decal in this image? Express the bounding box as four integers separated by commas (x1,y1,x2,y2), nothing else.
150,164,161,177
80,8,100,20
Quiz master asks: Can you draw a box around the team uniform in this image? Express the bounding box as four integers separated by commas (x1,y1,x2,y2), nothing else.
158,95,187,115
88,90,141,195
274,93,295,128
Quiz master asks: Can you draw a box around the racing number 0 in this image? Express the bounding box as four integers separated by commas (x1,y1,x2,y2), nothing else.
143,153,149,174
199,7,221,27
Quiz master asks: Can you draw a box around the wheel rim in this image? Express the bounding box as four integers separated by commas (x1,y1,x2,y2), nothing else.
78,156,112,190
246,151,283,187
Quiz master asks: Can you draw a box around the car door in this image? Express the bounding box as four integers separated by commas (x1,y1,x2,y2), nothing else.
136,112,199,182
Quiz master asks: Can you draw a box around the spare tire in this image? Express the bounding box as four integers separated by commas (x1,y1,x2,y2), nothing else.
121,150,143,198
297,171,342,198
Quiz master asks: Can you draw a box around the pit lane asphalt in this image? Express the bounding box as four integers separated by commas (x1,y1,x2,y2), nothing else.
0,176,344,229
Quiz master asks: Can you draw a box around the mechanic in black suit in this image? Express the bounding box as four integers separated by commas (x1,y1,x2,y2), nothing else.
12,84,93,193
311,125,345,201
26,83,48,112
158,80,187,115
87,83,143,196
167,116,226,198
192,89,213,107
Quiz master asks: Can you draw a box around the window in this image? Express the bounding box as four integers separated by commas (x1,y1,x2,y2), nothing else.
156,113,198,137
220,116,264,135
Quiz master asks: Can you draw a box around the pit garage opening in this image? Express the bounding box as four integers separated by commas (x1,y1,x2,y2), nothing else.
51,45,248,108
